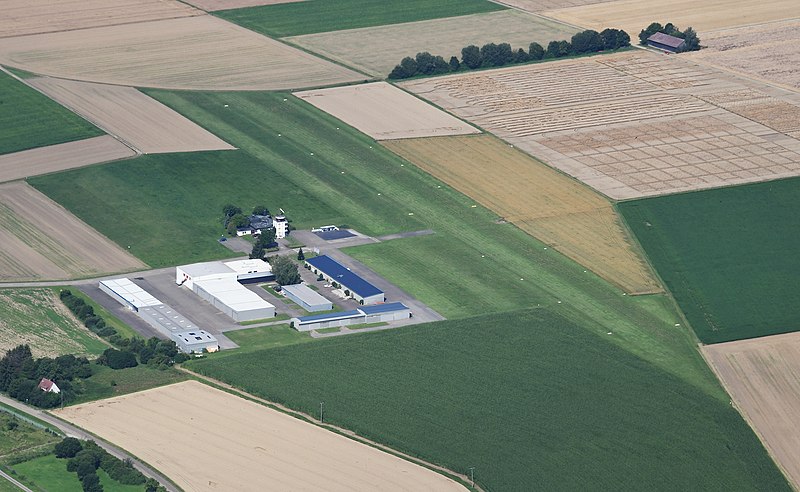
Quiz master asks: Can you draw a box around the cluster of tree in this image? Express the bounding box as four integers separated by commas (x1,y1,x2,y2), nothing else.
222,204,271,236
61,290,119,341
250,228,277,260
0,345,90,408
269,254,301,286
639,22,700,51
56,438,164,492
388,28,630,80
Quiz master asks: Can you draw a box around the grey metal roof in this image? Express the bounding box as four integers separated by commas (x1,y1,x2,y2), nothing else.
647,32,685,49
281,283,332,306
359,302,409,315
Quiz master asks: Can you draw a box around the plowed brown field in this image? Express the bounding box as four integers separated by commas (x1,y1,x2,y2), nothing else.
57,381,467,492
0,182,145,281
704,332,800,489
383,135,661,294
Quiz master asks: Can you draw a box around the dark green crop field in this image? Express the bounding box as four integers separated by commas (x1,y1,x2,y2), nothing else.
619,179,800,344
0,71,101,155
215,0,505,38
187,310,788,491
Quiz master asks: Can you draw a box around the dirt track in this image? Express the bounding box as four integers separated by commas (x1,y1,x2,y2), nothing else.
383,135,661,294
29,78,235,153
294,82,479,140
0,16,363,90
704,333,800,489
183,0,305,11
0,182,146,281
56,381,467,492
0,136,135,183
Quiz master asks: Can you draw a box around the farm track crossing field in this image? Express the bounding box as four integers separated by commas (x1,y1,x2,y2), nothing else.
56,381,467,492
402,50,800,199
286,10,578,76
0,16,363,91
382,135,660,294
703,332,800,489
688,20,800,91
541,0,798,38
29,78,235,154
33,89,717,394
0,182,146,281
186,310,790,491
0,71,101,156
619,177,800,344
0,136,135,183
294,82,479,140
0,288,107,358
215,0,506,37
0,0,201,38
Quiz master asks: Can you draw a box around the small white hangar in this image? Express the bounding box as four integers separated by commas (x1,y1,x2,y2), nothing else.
281,284,333,312
291,302,411,332
176,259,276,322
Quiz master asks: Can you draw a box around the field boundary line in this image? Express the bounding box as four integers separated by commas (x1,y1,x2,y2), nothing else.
0,13,207,41
177,366,483,491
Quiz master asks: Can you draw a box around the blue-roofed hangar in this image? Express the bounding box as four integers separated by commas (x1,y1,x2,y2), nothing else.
305,255,385,305
291,302,411,332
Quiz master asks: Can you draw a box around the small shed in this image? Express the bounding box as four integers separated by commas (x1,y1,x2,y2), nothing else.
647,32,686,53
281,283,333,312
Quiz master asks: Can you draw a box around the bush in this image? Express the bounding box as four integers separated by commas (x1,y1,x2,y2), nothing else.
55,437,83,459
81,472,102,492
100,349,138,370
100,453,146,485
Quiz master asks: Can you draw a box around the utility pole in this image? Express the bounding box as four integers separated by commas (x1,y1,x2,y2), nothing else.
320,401,324,423
468,467,475,489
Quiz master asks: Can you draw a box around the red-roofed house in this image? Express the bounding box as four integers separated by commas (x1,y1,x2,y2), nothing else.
38,378,61,394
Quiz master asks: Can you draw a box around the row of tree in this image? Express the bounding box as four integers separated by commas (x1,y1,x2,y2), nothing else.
388,28,630,80
0,345,90,408
56,437,164,492
639,22,700,51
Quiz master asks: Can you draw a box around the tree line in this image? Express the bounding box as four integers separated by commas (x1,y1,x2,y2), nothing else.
0,345,90,408
639,22,700,51
388,28,630,80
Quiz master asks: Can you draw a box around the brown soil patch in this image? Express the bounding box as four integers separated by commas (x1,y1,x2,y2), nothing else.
542,0,798,38
183,0,305,11
0,16,363,90
0,0,202,38
703,332,800,489
688,20,800,91
29,78,235,153
56,381,467,492
294,82,479,140
0,182,146,281
383,135,661,294
286,10,578,76
0,136,135,183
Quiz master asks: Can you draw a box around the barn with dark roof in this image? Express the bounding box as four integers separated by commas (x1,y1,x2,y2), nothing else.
647,32,686,53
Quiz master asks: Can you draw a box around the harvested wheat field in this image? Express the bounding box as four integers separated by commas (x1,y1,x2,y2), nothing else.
0,182,146,281
29,78,235,153
703,332,800,489
0,16,363,90
402,51,800,199
294,82,479,140
384,135,660,293
688,20,800,91
57,381,466,492
0,0,201,38
542,0,797,38
286,10,578,76
497,0,615,12
184,0,305,11
0,136,134,183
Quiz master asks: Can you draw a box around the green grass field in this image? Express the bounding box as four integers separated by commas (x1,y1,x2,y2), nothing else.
186,309,788,491
619,179,800,344
0,413,58,458
0,71,101,155
11,454,144,492
215,0,505,38
30,90,717,395
68,364,188,406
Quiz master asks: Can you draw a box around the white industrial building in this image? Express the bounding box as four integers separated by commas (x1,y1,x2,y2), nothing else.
99,278,218,353
291,302,411,332
176,259,276,322
281,283,333,312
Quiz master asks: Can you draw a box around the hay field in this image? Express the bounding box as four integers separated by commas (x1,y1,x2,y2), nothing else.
0,182,145,281
57,381,466,492
0,0,201,38
0,16,363,91
29,78,235,153
541,0,798,38
383,135,660,294
497,0,614,12
0,136,134,183
294,82,479,140
688,20,800,90
0,289,108,358
187,0,304,11
402,51,800,199
704,332,800,488
286,10,578,76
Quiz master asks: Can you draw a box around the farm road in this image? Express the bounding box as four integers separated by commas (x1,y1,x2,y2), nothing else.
0,468,33,492
0,394,179,492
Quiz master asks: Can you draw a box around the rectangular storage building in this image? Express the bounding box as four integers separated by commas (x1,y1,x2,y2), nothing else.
172,329,219,353
360,302,412,323
99,278,161,312
305,255,384,305
193,277,275,322
281,284,333,312
290,302,411,332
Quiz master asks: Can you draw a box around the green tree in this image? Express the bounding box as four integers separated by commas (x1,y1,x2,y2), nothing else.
461,45,482,69
639,22,663,44
682,27,700,51
226,213,250,235
571,30,603,54
252,205,269,215
513,48,529,63
55,437,83,459
99,349,138,370
270,255,301,286
415,52,436,74
528,42,544,60
545,40,560,58
448,56,460,71
297,248,305,261
221,204,241,227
